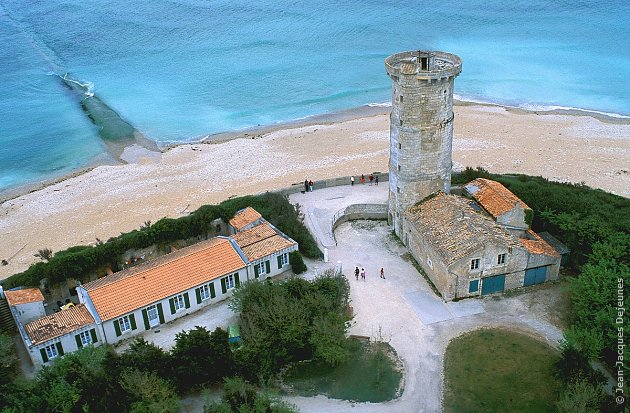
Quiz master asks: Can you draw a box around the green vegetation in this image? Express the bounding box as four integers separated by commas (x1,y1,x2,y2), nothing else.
2,192,320,289
204,377,298,413
229,270,351,383
443,328,562,413
289,251,306,275
282,338,401,403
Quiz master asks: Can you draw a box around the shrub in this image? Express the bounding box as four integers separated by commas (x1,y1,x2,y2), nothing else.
289,251,307,274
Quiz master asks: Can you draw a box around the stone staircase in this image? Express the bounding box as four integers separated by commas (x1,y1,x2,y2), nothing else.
0,298,16,333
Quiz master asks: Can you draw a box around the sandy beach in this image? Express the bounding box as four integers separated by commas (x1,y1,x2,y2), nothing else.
1,103,629,280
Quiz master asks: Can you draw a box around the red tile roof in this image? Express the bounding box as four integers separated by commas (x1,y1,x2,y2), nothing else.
83,237,246,321
4,288,44,306
520,230,561,257
464,178,530,218
24,304,94,345
229,207,262,231
232,223,297,262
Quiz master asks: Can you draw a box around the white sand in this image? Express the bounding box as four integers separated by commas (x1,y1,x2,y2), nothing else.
1,104,629,280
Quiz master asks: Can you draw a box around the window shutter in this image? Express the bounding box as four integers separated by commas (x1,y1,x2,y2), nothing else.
195,288,202,304
157,303,165,324
130,314,137,330
265,260,270,274
277,255,282,269
235,273,240,287
75,334,83,349
114,319,122,336
254,265,259,278
184,292,190,309
142,309,150,330
169,298,176,315
210,283,216,298
221,278,227,294
90,328,98,343
40,348,48,363
56,342,64,356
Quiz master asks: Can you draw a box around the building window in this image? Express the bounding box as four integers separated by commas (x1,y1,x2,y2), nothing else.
258,262,267,276
118,316,131,333
427,258,433,269
470,258,480,270
400,95,403,102
400,119,403,126
225,273,236,290
79,331,92,346
173,294,185,311
469,279,479,293
200,284,210,301
279,253,288,267
398,143,401,149
45,344,58,360
497,253,507,265
398,165,401,172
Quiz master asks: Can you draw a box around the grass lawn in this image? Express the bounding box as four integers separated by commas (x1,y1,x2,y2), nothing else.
281,339,402,403
443,328,562,413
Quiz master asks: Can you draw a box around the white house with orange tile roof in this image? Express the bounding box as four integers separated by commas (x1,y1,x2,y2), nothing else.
10,208,299,366
231,221,298,281
77,236,249,345
402,181,561,301
4,287,46,325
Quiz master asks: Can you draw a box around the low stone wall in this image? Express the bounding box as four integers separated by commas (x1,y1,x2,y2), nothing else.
331,204,388,243
278,173,389,196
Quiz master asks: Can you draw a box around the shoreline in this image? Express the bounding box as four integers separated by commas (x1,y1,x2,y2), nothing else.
2,100,629,204
1,102,629,280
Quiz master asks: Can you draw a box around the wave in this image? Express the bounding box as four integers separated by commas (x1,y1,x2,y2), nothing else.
454,94,630,120
60,74,94,97
367,102,391,107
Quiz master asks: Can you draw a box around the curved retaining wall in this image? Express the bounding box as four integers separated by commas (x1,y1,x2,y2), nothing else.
277,173,389,196
331,204,388,244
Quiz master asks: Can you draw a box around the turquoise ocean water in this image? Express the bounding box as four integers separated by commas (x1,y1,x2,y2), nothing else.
1,0,629,194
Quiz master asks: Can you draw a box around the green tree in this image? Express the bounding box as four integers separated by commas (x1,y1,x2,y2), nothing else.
556,376,604,413
289,251,307,274
204,377,299,413
119,337,171,377
119,369,179,413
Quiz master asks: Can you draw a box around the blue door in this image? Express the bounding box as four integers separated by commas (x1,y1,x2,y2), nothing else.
481,274,506,295
524,266,548,287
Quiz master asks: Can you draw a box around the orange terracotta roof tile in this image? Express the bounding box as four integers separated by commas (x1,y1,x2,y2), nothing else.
24,304,94,346
520,230,560,257
404,192,520,265
4,288,44,306
83,237,246,321
232,223,297,262
229,207,262,231
464,178,530,218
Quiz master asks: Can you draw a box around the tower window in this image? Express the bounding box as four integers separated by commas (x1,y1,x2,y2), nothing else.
400,95,403,102
400,119,403,126
398,165,401,172
397,187,401,194
398,143,401,149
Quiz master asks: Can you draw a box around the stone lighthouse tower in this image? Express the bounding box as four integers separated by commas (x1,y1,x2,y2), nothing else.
385,50,462,236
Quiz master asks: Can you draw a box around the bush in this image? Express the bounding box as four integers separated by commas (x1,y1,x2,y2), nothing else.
289,251,307,274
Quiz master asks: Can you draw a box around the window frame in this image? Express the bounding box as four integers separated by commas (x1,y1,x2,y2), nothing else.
225,274,235,290
497,253,507,265
173,294,185,311
258,262,267,276
79,330,92,346
470,258,481,271
118,315,131,333
280,253,289,267
199,284,210,301
45,343,58,360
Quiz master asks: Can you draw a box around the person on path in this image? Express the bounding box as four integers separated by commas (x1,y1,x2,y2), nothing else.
369,174,374,185
304,179,309,193
360,174,365,184
375,175,379,185
360,268,366,280
351,176,355,186
309,180,314,192
354,266,360,280
380,268,385,279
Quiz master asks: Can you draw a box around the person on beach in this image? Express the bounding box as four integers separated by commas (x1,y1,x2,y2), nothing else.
369,174,374,185
360,268,366,280
304,179,309,193
375,175,379,185
380,267,385,279
355,266,360,280
360,174,365,184
351,176,355,186
309,180,314,192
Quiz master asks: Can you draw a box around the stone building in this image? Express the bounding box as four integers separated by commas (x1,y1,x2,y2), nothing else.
385,50,462,236
385,50,561,300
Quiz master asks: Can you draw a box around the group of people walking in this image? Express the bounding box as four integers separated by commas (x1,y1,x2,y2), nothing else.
350,174,378,186
354,266,385,280
304,179,314,192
